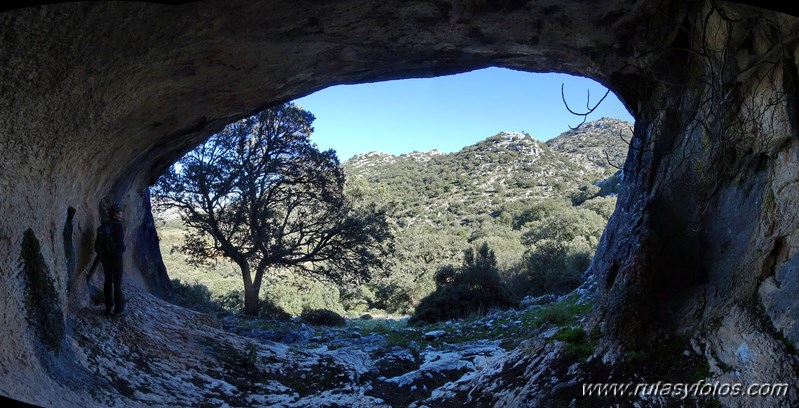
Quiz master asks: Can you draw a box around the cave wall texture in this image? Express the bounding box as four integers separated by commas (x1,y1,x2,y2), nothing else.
0,0,797,405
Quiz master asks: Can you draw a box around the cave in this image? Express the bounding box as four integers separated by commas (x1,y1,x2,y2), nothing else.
1,1,798,406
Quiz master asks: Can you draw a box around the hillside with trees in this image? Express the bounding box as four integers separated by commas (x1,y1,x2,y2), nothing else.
156,116,633,319
342,118,632,315
544,117,632,175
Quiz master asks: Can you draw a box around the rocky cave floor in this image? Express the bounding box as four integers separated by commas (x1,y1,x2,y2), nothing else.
65,286,607,408
65,283,723,408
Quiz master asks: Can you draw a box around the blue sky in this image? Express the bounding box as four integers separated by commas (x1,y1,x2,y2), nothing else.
294,67,634,162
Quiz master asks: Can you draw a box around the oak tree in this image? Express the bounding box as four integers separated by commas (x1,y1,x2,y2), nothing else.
153,103,391,315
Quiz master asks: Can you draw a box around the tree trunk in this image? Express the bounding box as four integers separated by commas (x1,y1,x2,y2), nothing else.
239,261,259,316
252,258,269,308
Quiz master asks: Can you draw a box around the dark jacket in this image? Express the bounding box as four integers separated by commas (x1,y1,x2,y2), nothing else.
101,219,126,257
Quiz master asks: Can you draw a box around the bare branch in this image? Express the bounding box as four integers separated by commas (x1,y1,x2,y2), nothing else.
561,83,611,129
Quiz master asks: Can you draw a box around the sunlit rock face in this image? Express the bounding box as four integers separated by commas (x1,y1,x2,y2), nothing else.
0,0,797,405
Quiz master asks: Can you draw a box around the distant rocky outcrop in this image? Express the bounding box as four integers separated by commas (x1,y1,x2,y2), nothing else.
545,117,633,174
346,151,398,169
343,121,629,234
344,122,622,210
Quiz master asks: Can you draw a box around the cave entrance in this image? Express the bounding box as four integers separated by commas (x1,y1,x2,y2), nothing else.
4,1,799,406
152,67,634,347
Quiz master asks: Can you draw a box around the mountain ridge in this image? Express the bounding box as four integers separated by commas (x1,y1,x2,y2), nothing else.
343,118,633,218
346,118,632,179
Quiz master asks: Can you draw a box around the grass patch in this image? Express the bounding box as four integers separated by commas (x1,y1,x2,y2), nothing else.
530,293,593,327
354,294,595,351
226,314,309,337
551,327,595,361
350,318,405,336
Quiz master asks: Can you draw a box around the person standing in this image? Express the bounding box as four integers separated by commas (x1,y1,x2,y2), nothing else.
95,204,127,317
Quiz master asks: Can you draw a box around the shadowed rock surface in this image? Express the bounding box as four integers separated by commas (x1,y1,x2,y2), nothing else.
1,1,798,406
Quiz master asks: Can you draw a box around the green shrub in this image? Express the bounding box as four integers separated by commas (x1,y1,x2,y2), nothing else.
339,285,375,314
171,278,223,314
580,195,617,219
410,243,517,325
552,327,595,361
522,241,588,296
570,184,600,205
538,304,571,325
552,326,585,343
258,298,292,321
301,308,346,326
597,170,623,197
263,274,345,316
374,283,414,314
215,290,243,313
409,284,471,325
511,201,606,297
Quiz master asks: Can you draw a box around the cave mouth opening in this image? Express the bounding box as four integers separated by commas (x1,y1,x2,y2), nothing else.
149,67,635,348
3,2,799,406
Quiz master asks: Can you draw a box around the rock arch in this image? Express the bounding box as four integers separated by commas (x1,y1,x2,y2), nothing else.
0,0,798,405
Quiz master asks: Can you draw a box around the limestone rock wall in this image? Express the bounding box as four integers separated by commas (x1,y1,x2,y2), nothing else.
0,0,797,405
588,3,799,403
